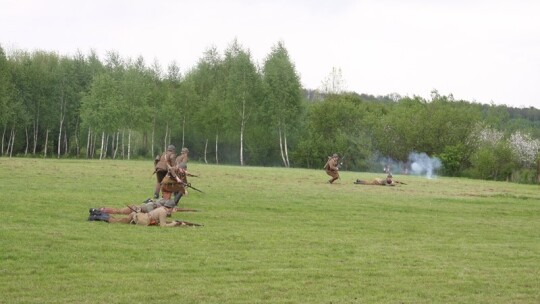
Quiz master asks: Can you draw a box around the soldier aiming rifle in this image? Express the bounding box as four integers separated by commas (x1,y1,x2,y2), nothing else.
354,173,407,186
88,199,202,227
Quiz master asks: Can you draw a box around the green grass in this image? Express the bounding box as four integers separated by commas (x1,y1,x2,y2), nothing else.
0,158,539,303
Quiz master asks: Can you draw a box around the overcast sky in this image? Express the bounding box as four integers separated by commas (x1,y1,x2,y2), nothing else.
2,0,539,108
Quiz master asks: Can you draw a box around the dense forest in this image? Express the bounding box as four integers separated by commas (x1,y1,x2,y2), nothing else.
1,41,539,183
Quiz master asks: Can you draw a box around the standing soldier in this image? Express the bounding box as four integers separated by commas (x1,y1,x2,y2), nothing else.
153,145,176,198
324,153,340,184
176,147,189,166
161,162,197,205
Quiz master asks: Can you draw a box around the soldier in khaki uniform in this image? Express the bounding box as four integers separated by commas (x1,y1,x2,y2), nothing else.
161,163,197,205
153,145,176,198
354,174,402,186
90,200,199,227
175,147,189,166
95,198,197,215
324,153,340,184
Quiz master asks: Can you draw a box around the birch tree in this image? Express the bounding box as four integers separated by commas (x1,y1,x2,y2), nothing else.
223,39,262,166
262,41,302,167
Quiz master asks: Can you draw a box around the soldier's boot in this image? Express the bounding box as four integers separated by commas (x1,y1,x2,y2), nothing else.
173,193,183,206
88,211,110,222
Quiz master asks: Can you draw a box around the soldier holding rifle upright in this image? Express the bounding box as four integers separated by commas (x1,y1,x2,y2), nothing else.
324,153,340,184
153,145,176,198
176,147,189,166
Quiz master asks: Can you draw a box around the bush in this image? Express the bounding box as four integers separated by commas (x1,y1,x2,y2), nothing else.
510,169,539,184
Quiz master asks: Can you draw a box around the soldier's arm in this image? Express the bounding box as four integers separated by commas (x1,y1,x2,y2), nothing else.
158,210,177,227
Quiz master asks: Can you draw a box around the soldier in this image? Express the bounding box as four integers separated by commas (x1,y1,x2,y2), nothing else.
94,198,197,215
324,153,340,184
161,162,197,205
354,174,404,186
88,200,200,227
153,145,176,198
176,147,189,166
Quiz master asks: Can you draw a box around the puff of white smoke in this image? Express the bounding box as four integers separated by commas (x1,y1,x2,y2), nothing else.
409,152,442,179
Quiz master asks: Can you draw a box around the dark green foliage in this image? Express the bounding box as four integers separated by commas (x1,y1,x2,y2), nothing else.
438,144,470,176
468,143,518,181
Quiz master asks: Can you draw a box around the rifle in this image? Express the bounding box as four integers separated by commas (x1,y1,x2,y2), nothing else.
127,205,140,213
181,181,204,193
173,207,200,212
174,220,203,227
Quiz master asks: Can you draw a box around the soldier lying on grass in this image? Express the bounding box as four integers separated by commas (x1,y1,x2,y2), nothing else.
96,198,198,215
88,199,202,227
353,174,406,186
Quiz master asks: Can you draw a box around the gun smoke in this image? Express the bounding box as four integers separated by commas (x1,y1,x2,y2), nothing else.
378,152,442,179
408,152,442,179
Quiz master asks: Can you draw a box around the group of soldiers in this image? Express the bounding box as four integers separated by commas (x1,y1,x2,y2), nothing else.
88,145,202,227
324,153,405,186
87,150,401,226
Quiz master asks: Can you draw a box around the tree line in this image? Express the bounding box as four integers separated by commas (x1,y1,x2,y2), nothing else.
1,41,539,183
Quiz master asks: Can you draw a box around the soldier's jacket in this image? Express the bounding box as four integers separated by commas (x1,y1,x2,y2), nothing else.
139,198,167,213
324,158,339,172
176,153,188,166
132,206,177,227
160,165,187,194
155,151,176,172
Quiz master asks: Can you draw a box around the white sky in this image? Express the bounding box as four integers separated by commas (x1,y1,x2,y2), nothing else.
1,0,539,108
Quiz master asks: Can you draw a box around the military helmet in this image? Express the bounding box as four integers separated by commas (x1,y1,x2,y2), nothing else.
332,153,339,158
163,199,176,208
167,145,176,151
181,147,189,153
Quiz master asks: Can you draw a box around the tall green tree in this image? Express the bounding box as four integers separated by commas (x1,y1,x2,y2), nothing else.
222,39,263,166
80,73,121,159
160,61,182,152
262,41,302,167
121,56,152,159
191,46,226,164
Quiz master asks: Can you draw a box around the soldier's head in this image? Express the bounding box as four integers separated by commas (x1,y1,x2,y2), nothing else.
181,147,189,154
332,153,339,159
386,174,393,184
167,145,176,152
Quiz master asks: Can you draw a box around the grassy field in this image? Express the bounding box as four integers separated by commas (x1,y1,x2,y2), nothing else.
0,158,539,303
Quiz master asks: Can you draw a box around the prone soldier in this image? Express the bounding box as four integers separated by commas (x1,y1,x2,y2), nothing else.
354,174,406,186
88,199,201,227
94,198,197,215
